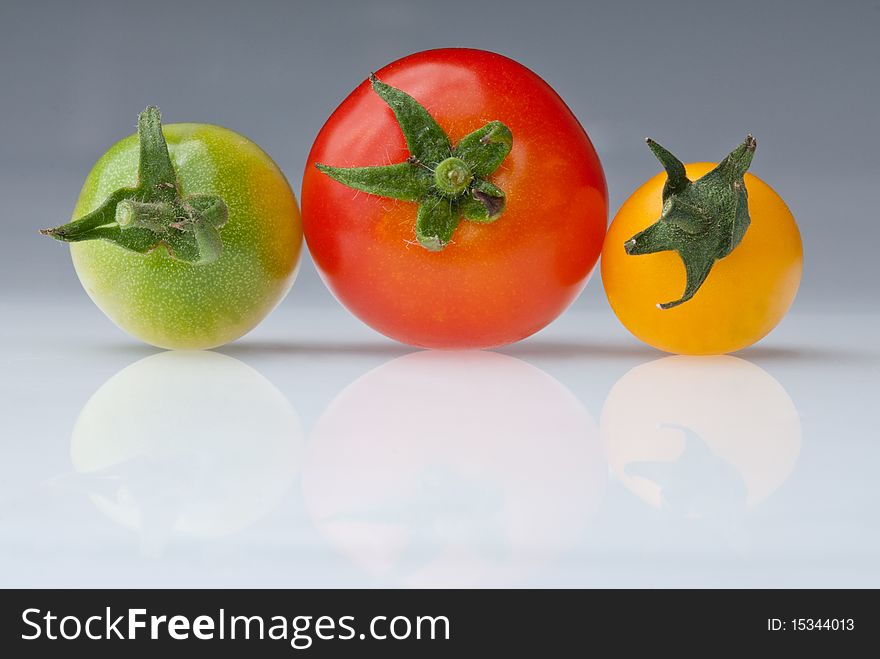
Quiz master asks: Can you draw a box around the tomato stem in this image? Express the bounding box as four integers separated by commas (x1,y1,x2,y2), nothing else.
433,157,473,196
624,135,757,309
40,107,229,265
314,76,513,251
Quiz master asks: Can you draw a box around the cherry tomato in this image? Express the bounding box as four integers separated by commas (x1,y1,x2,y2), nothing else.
602,137,802,355
43,108,302,350
302,49,607,349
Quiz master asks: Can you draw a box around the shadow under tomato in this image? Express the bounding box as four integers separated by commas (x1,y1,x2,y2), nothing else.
500,340,662,360
219,340,416,358
71,341,162,358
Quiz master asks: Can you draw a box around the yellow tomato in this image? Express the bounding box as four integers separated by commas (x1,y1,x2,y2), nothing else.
602,162,802,354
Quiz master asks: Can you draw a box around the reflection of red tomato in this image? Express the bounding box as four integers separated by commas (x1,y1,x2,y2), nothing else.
302,49,607,348
302,351,606,587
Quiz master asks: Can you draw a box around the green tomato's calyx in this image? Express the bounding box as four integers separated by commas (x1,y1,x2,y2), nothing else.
40,107,229,265
315,75,513,251
624,135,757,309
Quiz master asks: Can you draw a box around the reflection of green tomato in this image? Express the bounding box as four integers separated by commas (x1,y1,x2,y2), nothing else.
601,356,801,515
70,123,302,349
303,350,606,587
70,351,302,554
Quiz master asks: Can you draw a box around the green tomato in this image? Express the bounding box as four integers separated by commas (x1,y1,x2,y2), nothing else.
46,108,302,349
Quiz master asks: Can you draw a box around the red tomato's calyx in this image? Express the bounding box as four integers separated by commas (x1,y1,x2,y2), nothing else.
624,135,757,309
40,107,229,265
314,75,512,251
432,157,473,196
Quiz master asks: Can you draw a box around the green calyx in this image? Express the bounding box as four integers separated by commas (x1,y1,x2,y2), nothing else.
40,107,229,265
315,75,513,251
624,135,757,309
433,157,473,196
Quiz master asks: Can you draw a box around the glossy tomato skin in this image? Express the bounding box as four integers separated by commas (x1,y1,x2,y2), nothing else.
602,164,803,355
71,124,303,350
302,49,607,349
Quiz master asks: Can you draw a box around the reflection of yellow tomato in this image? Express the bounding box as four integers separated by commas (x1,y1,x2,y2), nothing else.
602,163,803,354
601,356,801,514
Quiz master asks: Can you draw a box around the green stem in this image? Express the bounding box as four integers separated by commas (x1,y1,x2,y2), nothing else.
40,107,229,265
314,76,514,251
433,157,473,196
116,200,176,232
624,135,757,309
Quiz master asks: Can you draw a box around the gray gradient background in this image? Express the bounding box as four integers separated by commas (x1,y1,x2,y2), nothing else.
1,0,877,311
2,0,880,590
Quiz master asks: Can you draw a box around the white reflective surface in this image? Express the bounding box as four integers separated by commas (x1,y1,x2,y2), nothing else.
1,299,878,587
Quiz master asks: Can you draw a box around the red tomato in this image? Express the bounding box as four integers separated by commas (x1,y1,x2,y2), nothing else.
302,48,607,348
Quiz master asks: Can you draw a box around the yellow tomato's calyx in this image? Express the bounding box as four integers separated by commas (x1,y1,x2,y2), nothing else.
314,75,512,251
40,107,229,265
624,135,757,309
646,138,690,200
